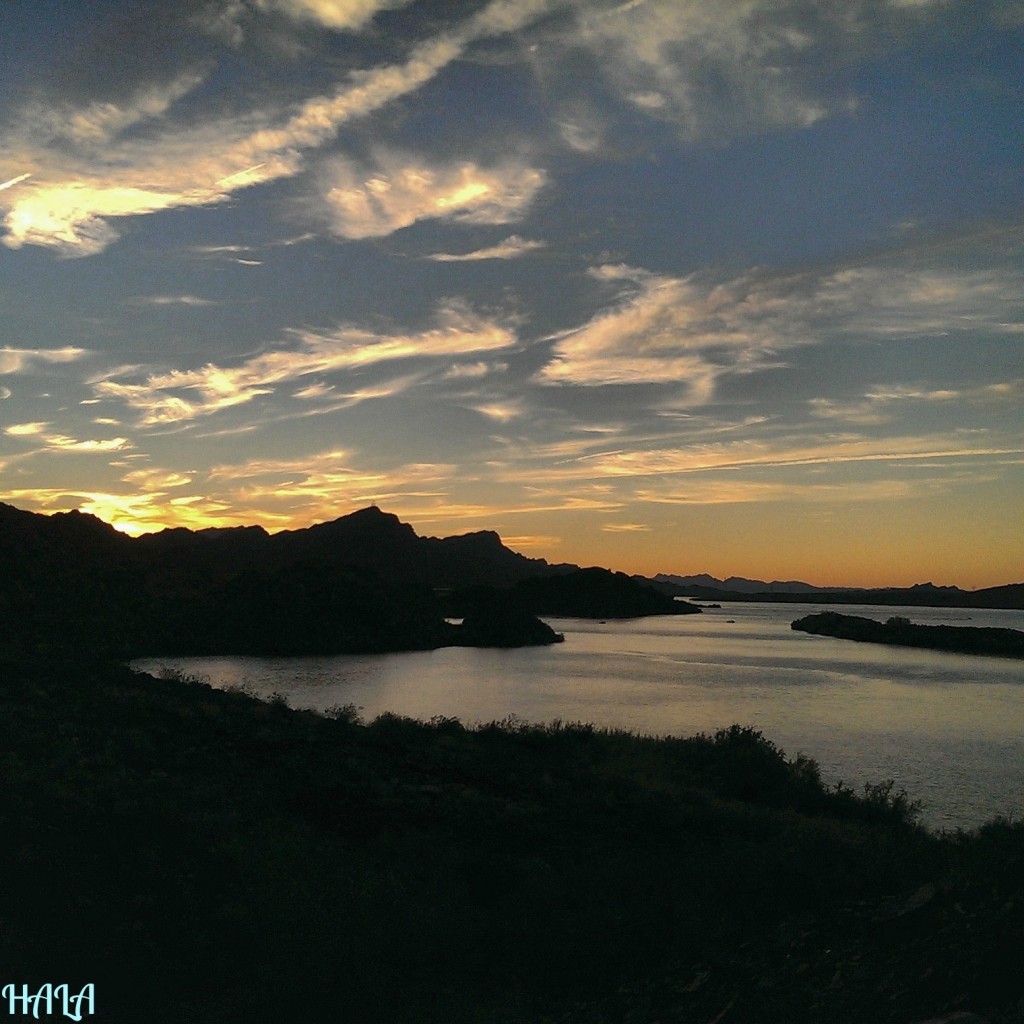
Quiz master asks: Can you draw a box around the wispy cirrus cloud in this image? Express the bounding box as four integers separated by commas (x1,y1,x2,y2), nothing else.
564,0,944,141
0,347,89,375
537,258,1024,400
94,301,517,425
426,235,547,261
468,399,526,423
135,294,218,307
572,0,829,138
501,434,1024,484
537,263,797,395
632,476,947,507
809,379,1024,424
0,34,458,255
0,0,556,256
3,420,132,453
121,467,194,490
323,155,546,239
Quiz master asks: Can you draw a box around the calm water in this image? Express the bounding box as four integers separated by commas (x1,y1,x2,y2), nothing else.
134,602,1024,831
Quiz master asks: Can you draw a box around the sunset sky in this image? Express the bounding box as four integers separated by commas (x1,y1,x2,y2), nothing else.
1,0,1022,587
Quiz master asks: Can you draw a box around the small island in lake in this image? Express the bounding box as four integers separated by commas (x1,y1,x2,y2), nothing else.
792,611,1024,658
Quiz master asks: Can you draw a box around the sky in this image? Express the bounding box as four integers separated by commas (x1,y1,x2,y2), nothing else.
1,0,1022,588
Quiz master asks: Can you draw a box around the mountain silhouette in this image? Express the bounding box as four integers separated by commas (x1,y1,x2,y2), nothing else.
649,569,1022,609
0,503,584,659
4,502,1018,662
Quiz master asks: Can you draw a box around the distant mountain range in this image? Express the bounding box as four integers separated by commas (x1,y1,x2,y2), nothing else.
655,573,831,594
648,573,1024,610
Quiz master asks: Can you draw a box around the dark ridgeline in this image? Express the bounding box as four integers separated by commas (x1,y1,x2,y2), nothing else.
648,572,1024,609
0,503,696,659
447,565,701,620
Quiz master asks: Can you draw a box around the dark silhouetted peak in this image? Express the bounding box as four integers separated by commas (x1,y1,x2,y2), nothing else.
303,506,418,541
444,529,503,548
51,507,121,539
425,529,569,588
0,504,126,561
0,501,36,521
655,572,721,588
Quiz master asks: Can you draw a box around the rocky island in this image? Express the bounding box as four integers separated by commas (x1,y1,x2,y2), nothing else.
792,611,1024,658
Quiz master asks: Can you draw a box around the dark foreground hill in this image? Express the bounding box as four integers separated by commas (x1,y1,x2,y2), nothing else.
2,655,1021,1024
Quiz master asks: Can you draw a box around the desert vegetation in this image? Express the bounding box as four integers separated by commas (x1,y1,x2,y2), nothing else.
1,653,1021,1023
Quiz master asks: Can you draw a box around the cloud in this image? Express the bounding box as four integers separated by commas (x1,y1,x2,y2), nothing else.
254,0,415,31
3,182,200,257
202,448,459,525
95,301,517,425
396,494,624,526
426,235,547,261
563,0,928,140
34,73,207,149
4,422,49,437
137,295,218,306
442,361,507,379
0,485,240,535
1,0,555,256
277,374,423,418
0,446,459,535
0,347,89,375
2,37,452,252
809,379,1024,425
0,174,32,192
121,468,194,490
3,421,132,453
198,0,420,41
323,155,546,239
513,434,1024,483
469,399,526,423
501,534,563,550
601,521,650,532
537,259,1024,399
632,477,937,506
536,264,793,396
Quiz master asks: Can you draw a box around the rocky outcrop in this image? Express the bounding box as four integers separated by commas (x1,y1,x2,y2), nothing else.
792,612,1024,658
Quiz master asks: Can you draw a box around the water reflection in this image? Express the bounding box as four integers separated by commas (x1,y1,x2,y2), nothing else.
134,602,1024,830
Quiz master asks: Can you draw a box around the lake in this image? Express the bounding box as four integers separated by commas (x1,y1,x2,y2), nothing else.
133,602,1024,832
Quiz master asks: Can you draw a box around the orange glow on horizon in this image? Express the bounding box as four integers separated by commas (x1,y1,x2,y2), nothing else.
3,490,1017,593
